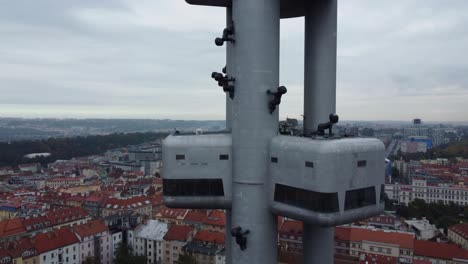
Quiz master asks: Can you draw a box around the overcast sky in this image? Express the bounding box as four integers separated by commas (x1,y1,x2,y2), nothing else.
1,1,467,121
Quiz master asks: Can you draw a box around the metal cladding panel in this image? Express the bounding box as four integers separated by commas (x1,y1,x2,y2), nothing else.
185,0,307,18
269,135,385,225
162,133,232,209
271,201,384,227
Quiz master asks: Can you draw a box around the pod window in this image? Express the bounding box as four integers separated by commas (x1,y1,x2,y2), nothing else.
274,184,339,213
305,161,314,168
380,184,385,202
163,179,224,196
219,154,229,160
176,154,185,160
357,160,367,167
271,157,278,163
344,186,376,210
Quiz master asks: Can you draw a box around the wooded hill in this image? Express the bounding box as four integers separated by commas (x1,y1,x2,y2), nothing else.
0,132,168,167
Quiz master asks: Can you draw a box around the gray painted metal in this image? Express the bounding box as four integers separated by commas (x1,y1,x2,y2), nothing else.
185,0,308,19
304,224,334,263
303,0,337,135
225,7,233,264
269,136,385,225
162,133,232,209
300,1,340,262
167,0,386,262
225,7,233,132
230,0,280,263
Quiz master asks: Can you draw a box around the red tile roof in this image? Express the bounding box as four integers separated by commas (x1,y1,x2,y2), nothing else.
203,210,225,227
22,215,52,232
361,253,397,264
85,196,106,203
335,227,351,241
46,207,89,226
414,240,468,260
347,227,414,250
150,193,163,205
163,225,193,242
1,237,37,258
157,207,188,219
413,260,432,264
194,230,225,244
184,211,208,223
449,223,468,239
279,220,303,235
34,228,79,253
0,248,10,262
72,219,108,239
68,196,86,202
104,195,151,210
0,219,27,238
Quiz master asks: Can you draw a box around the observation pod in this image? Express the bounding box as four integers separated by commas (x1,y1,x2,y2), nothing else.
162,133,232,209
269,136,385,226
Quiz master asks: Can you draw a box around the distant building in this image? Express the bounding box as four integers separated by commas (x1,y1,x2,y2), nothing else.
393,160,409,179
44,177,83,188
155,207,188,225
401,137,432,153
109,161,144,173
431,128,446,147
386,179,468,206
365,214,399,230
448,223,468,249
162,225,194,264
34,228,80,264
129,219,168,264
72,219,112,264
183,230,225,264
0,167,14,176
101,196,152,217
3,237,39,264
334,226,414,263
403,218,439,240
278,219,303,253
0,203,21,220
129,151,160,162
413,239,468,263
18,163,41,174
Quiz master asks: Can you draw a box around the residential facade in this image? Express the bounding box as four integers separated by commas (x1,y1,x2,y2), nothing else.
386,179,468,206
35,228,80,264
449,223,468,249
162,225,194,264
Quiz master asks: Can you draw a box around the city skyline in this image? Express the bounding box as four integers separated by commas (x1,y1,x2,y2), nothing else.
1,0,468,121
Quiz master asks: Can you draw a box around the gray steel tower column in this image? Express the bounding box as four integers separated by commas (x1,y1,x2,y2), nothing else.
303,0,337,136
225,7,233,264
303,0,337,263
304,224,334,263
231,0,280,263
225,6,233,132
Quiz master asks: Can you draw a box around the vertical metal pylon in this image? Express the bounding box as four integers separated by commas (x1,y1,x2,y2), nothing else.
230,0,280,263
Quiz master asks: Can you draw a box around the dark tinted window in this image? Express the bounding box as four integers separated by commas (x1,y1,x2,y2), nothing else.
274,184,339,213
344,186,376,210
163,179,224,196
176,154,185,160
219,154,229,160
271,157,278,163
305,161,314,168
357,160,367,167
380,184,385,202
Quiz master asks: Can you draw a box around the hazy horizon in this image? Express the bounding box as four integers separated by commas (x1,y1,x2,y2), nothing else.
2,115,468,125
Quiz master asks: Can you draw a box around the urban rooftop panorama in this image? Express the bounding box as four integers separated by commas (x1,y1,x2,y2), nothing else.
1,1,468,264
